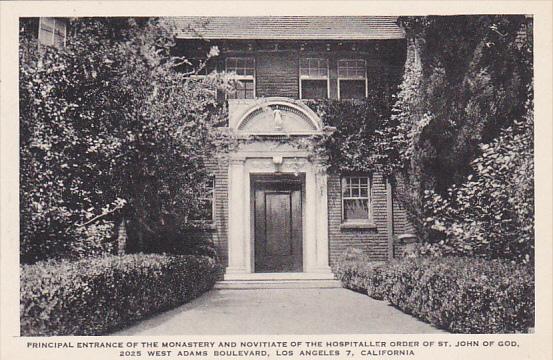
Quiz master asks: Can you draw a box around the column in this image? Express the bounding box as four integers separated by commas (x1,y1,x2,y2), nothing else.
303,166,318,272
225,156,248,277
314,164,332,273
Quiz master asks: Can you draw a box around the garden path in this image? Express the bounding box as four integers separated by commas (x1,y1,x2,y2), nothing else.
113,288,446,335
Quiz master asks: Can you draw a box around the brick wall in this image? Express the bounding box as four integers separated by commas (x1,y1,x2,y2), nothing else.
217,47,403,100
256,52,299,98
196,161,415,272
185,156,229,269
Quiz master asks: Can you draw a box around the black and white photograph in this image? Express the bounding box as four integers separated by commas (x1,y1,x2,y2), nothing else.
1,1,552,360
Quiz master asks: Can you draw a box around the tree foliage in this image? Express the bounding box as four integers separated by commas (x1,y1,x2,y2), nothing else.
20,18,230,263
390,15,534,262
423,104,534,263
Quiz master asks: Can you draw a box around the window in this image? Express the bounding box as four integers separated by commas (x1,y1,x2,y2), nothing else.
337,59,367,99
300,58,329,99
225,57,255,99
342,176,372,223
38,17,67,48
190,176,215,222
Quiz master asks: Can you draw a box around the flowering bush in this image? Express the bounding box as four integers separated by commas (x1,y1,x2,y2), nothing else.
20,254,221,336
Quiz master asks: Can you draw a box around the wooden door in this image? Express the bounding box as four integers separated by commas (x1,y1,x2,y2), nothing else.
253,178,303,272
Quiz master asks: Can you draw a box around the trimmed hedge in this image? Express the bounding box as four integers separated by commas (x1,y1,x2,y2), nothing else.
332,248,387,300
20,254,222,336
334,252,534,333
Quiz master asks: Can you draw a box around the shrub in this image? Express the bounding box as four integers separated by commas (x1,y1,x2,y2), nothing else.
423,107,534,264
332,248,386,300
20,254,221,336
334,252,534,333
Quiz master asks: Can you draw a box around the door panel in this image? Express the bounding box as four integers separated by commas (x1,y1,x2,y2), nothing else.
265,193,292,256
253,178,303,273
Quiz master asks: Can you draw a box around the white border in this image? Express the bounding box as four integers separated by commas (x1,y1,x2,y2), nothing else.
1,2,551,360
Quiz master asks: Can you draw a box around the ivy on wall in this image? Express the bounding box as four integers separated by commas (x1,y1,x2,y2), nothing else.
304,92,401,176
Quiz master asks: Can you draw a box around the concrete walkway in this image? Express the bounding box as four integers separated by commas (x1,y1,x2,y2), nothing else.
113,288,446,335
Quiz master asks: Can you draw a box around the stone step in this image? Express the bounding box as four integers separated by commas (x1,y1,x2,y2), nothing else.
214,279,342,290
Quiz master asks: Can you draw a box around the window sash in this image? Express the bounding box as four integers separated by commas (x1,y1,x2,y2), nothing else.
225,57,255,78
38,17,66,48
300,58,329,79
190,177,215,222
341,176,372,222
300,79,328,99
337,59,366,79
337,59,367,99
227,79,255,99
338,79,366,100
225,57,255,99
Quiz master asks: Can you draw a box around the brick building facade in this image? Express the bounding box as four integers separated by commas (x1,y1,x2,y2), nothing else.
174,17,414,281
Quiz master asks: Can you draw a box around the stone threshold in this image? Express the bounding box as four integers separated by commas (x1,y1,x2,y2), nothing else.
223,272,336,281
214,279,342,290
217,272,341,289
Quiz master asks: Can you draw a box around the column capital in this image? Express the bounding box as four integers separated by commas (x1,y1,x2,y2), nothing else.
229,155,246,165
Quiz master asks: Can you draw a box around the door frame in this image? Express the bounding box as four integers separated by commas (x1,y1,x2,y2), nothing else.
250,173,305,273
224,153,333,280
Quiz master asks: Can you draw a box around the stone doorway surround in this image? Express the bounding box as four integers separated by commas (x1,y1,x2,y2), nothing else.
223,97,335,281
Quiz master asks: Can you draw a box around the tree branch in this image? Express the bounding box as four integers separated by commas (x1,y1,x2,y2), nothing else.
75,204,125,228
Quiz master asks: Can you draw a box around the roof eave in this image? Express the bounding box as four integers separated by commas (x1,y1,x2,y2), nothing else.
174,35,406,40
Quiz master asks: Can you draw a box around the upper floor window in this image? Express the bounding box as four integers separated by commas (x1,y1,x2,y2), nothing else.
38,17,67,48
300,58,329,99
337,59,367,99
342,176,372,224
226,57,255,99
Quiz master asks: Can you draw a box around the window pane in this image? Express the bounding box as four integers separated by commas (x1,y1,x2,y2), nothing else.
226,57,255,76
189,177,214,222
54,19,66,36
40,18,55,31
344,199,369,221
338,59,365,78
340,80,365,99
301,80,327,99
228,80,254,99
342,176,371,222
300,58,328,78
